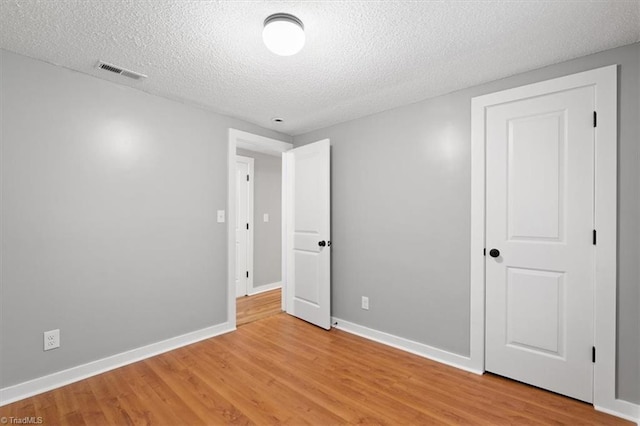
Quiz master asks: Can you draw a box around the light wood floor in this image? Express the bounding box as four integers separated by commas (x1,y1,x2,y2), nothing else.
0,314,629,425
236,288,282,326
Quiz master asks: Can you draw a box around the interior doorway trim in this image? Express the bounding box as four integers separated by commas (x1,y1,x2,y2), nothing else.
469,65,632,419
227,129,293,329
236,155,254,296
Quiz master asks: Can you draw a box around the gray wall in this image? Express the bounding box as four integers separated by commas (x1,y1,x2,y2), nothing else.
236,149,282,289
0,49,290,388
294,43,640,404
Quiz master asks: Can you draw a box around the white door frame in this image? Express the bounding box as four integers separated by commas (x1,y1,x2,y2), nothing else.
235,155,254,296
470,65,634,420
227,129,293,327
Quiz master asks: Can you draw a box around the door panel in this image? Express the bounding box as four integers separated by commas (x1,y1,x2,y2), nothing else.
294,251,320,304
508,111,564,241
285,140,331,330
506,267,564,356
485,85,595,402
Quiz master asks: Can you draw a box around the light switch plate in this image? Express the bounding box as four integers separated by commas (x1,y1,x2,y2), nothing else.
263,213,269,222
217,210,225,223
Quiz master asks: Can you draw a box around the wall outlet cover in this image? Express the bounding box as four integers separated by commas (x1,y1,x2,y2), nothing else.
361,296,369,310
44,329,60,351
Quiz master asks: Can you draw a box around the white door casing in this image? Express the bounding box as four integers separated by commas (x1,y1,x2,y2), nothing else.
485,86,595,402
284,139,331,330
227,129,293,328
471,65,622,417
235,156,254,297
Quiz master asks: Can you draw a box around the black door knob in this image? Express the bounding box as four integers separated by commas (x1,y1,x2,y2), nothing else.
318,240,326,247
489,249,500,258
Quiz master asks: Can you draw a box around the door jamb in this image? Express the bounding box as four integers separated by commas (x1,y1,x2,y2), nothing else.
227,129,293,328
235,155,254,296
470,65,621,415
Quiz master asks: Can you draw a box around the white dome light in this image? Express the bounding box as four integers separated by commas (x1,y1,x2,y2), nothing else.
263,13,305,56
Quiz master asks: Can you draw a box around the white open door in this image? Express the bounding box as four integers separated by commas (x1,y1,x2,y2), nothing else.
284,139,331,330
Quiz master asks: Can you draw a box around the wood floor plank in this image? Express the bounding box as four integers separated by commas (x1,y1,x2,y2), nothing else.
31,391,60,426
53,385,87,426
90,371,148,426
220,325,400,424
102,367,156,426
146,350,252,425
186,338,346,425
117,362,188,426
240,317,514,425
235,324,444,424
72,379,111,426
182,344,291,424
0,313,631,425
236,289,282,326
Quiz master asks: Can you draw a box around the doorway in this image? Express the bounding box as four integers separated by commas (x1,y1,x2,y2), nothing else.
235,148,283,325
227,129,332,331
227,129,292,327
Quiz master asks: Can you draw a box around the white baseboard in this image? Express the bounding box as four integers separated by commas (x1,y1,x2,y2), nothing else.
0,321,235,407
248,281,282,296
596,399,640,424
331,317,482,375
3,316,636,424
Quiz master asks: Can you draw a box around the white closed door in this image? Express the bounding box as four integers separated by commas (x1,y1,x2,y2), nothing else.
485,85,595,402
284,139,331,329
235,156,253,297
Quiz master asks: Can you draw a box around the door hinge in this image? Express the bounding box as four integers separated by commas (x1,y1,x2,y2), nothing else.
247,174,250,181
483,248,486,256
593,111,597,127
246,271,249,278
593,229,597,245
592,346,596,363
246,223,249,230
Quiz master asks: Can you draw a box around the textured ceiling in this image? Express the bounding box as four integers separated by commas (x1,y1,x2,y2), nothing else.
1,1,639,135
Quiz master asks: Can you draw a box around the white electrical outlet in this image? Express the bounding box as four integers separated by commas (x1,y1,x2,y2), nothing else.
217,210,225,223
361,296,369,310
44,329,60,351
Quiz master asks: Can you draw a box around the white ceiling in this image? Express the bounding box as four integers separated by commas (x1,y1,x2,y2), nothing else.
1,1,639,136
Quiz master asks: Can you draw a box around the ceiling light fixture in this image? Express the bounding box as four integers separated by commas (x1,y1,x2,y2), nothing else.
263,13,305,56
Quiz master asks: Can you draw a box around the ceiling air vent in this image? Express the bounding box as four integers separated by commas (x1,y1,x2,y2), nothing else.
96,61,147,80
